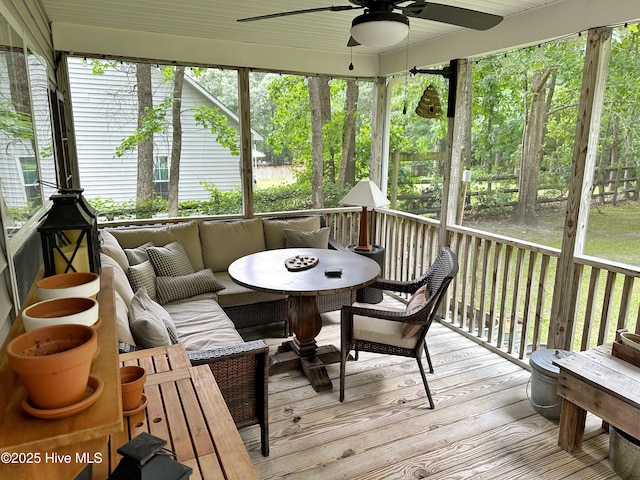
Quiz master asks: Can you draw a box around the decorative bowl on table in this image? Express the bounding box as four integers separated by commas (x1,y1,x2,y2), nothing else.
620,332,640,352
37,272,100,300
22,296,99,331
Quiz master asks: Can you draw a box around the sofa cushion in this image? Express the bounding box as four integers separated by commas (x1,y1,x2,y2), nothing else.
109,221,204,271
99,230,129,271
200,218,266,272
100,253,135,306
147,241,194,277
155,269,224,305
114,290,136,346
125,241,155,265
127,260,157,301
284,227,330,248
128,287,176,348
263,216,322,250
213,271,287,308
164,297,244,350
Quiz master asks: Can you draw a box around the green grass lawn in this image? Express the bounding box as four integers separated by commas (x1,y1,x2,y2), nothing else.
464,200,640,350
467,200,640,267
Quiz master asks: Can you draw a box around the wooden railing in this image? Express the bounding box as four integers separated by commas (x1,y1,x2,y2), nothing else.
101,206,640,363
366,208,640,364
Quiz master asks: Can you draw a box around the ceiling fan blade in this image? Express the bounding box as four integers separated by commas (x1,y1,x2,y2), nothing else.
402,2,503,30
347,36,361,47
238,5,357,22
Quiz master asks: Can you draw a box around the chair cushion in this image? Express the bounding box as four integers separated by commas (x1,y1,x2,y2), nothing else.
352,302,418,350
402,285,429,338
284,227,330,248
164,297,244,350
155,269,224,305
147,241,195,277
125,241,155,265
263,216,322,250
127,260,157,301
128,287,176,348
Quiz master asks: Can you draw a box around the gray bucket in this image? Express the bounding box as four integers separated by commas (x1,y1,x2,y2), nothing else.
527,349,573,420
610,426,640,480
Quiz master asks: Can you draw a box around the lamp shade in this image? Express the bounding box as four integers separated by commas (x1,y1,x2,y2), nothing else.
350,12,409,48
340,180,390,209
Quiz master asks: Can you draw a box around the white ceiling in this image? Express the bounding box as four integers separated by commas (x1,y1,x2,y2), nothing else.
41,0,640,77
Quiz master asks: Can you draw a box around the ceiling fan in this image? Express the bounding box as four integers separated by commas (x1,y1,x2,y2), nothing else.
237,1,503,48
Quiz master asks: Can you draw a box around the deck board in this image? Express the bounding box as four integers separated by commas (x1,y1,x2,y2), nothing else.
237,296,621,479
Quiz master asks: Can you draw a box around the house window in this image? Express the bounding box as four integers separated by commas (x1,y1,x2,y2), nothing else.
154,156,169,200
19,157,40,205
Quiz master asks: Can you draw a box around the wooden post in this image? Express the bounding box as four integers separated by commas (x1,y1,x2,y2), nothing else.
370,77,387,187
439,59,468,249
237,68,253,218
390,149,400,209
548,27,612,350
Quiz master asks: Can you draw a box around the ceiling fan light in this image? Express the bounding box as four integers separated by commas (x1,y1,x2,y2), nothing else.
350,11,409,48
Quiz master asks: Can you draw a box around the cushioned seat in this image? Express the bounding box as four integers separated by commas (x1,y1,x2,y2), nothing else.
213,271,287,308
164,297,244,350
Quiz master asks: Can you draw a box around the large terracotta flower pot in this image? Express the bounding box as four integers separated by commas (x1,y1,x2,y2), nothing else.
7,324,98,409
119,365,146,411
22,297,99,332
37,272,100,300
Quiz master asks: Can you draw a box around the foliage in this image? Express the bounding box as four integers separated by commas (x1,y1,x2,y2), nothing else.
114,96,174,158
0,101,33,139
192,106,240,156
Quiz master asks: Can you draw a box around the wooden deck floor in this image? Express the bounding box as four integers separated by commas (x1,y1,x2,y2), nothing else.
237,297,620,480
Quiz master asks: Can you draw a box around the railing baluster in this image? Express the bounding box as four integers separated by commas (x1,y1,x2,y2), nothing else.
507,248,525,355
597,271,616,345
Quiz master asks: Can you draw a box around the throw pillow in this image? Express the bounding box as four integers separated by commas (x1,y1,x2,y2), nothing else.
125,241,155,266
128,287,179,347
127,260,157,301
284,227,330,249
156,269,225,305
99,229,129,271
147,241,195,277
402,285,430,338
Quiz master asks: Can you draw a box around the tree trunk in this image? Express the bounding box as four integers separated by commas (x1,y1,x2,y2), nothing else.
515,68,555,225
338,79,359,188
168,66,185,217
136,63,154,206
308,77,327,208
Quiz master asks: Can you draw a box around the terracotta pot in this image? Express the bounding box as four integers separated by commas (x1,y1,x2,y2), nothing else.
7,324,98,409
120,365,146,411
22,297,99,332
37,272,100,300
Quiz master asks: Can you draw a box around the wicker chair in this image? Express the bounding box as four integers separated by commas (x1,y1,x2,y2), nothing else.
339,246,458,408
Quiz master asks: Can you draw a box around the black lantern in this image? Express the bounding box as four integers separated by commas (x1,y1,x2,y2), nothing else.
110,432,192,480
38,188,101,277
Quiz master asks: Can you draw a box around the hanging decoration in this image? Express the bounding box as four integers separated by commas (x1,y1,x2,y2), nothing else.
415,84,443,118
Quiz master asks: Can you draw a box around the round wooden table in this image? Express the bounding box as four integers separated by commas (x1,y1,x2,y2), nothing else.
228,248,380,392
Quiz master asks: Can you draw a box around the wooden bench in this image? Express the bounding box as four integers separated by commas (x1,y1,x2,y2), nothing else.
554,343,640,453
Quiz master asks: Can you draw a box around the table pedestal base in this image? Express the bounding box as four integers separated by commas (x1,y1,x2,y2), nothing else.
269,342,342,392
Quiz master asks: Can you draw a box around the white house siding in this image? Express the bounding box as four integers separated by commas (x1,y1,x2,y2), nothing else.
67,57,243,204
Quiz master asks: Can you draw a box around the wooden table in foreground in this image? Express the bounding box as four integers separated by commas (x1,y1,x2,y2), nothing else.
113,344,258,480
554,344,640,453
229,248,380,392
